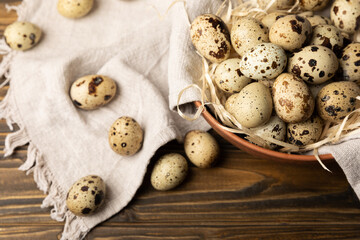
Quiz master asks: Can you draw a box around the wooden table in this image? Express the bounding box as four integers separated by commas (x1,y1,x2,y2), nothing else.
1,1,360,239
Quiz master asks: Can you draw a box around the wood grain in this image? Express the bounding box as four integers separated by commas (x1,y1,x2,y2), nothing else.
1,1,360,239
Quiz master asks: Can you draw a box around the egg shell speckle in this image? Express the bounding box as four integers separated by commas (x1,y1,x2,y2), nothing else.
309,25,343,57
299,0,330,11
240,43,287,80
288,45,338,84
70,75,117,110
4,21,42,51
317,81,360,123
340,43,360,83
225,82,273,128
287,115,324,146
151,153,188,191
57,0,94,18
109,116,144,156
306,15,332,27
190,14,231,63
214,58,251,93
261,12,287,29
66,175,106,216
269,15,312,52
330,0,360,34
184,130,220,168
272,73,314,123
231,17,269,57
251,115,287,149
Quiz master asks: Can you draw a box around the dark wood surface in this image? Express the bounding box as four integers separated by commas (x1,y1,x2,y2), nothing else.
1,1,360,239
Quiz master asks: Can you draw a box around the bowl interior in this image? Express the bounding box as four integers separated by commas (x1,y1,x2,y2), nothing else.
194,101,334,162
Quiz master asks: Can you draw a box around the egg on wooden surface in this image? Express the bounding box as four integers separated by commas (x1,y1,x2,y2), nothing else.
109,117,144,156
239,43,287,81
287,115,324,146
231,17,269,57
317,81,360,123
184,130,220,168
66,175,106,216
190,14,231,63
225,82,273,128
70,75,117,110
4,21,42,51
288,45,338,84
272,73,314,123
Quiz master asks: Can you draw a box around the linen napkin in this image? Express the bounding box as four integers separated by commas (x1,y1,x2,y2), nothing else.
0,0,224,238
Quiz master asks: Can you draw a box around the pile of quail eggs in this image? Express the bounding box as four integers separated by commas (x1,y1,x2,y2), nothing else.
190,0,360,150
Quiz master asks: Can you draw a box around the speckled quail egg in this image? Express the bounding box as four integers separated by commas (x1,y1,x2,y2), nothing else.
66,175,106,216
231,17,269,57
269,15,312,52
184,130,220,168
225,82,273,128
288,45,338,84
309,81,332,98
309,25,343,57
109,116,144,156
317,81,360,123
213,58,251,93
299,0,330,11
261,12,287,29
273,73,314,123
306,15,331,27
57,0,94,18
239,43,287,80
287,115,324,146
330,0,360,34
190,14,231,63
340,43,360,83
251,114,287,149
70,75,117,110
4,21,42,51
151,153,188,191
257,0,296,13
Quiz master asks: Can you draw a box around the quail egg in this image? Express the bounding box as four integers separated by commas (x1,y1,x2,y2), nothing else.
4,21,42,51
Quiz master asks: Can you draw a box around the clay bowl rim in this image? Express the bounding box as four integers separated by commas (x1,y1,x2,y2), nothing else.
194,101,334,162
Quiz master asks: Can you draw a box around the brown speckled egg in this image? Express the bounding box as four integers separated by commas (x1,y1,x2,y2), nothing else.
66,175,106,216
299,0,330,11
213,58,251,93
109,117,143,156
239,43,287,81
330,0,360,34
288,45,338,84
269,15,312,52
257,0,296,13
272,73,314,123
190,14,231,63
4,21,42,51
184,130,219,168
231,17,269,57
57,0,94,18
317,81,360,123
287,115,324,146
70,75,117,110
150,153,188,191
261,12,287,29
306,15,331,27
309,25,343,57
340,43,360,83
225,82,273,128
251,115,287,149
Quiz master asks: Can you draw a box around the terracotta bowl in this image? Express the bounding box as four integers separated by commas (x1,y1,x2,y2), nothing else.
194,101,334,162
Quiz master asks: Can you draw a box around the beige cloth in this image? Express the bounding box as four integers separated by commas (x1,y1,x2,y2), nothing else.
0,0,222,239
